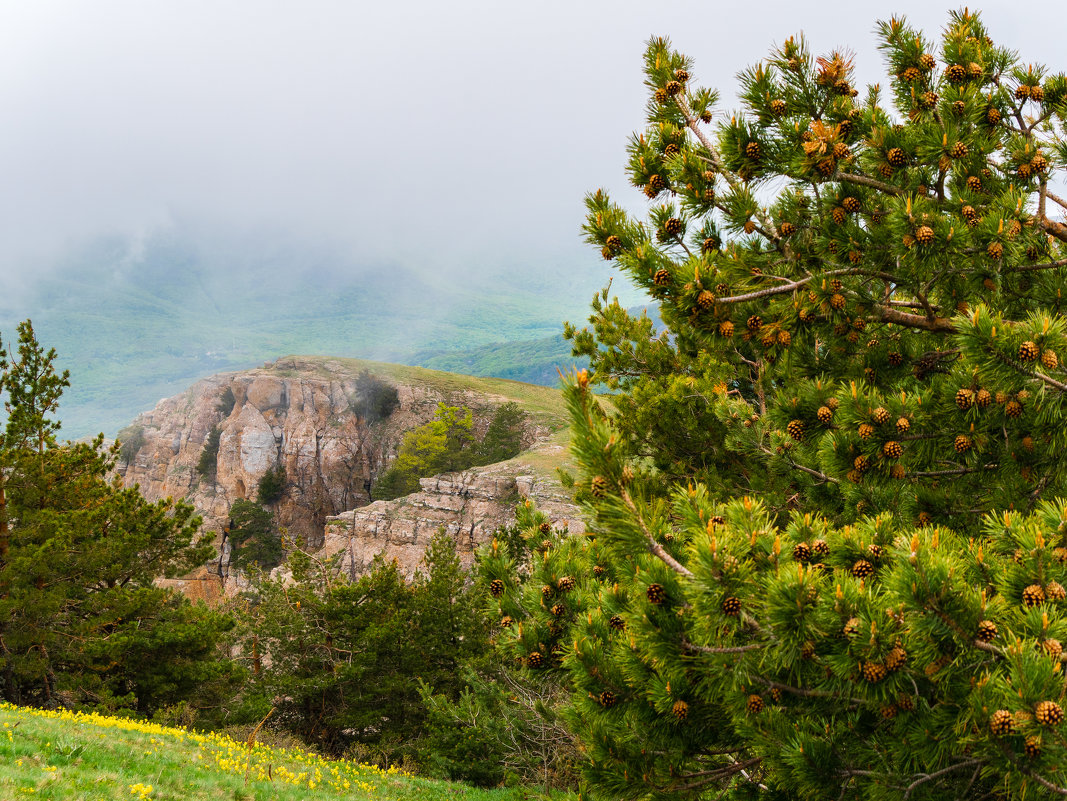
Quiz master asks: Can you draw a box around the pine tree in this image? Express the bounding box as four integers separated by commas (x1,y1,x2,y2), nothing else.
0,321,230,712
485,13,1067,798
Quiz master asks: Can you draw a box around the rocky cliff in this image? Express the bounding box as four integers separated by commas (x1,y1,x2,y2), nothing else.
121,356,581,597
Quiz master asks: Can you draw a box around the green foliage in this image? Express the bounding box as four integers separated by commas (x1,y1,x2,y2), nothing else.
256,464,286,505
579,14,1067,526
117,423,145,465
474,402,527,466
243,530,490,762
372,404,474,500
0,320,232,714
351,369,400,423
373,402,529,500
228,498,282,572
195,426,221,478
488,13,1067,800
217,386,236,416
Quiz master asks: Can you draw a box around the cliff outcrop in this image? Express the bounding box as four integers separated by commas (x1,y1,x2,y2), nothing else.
121,356,581,595
319,454,584,580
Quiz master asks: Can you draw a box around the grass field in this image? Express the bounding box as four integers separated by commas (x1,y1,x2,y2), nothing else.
0,703,535,801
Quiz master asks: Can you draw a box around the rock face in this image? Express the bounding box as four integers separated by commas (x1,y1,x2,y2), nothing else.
319,457,584,580
122,356,580,592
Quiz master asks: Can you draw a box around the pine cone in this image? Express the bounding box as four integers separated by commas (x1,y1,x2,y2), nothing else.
1025,735,1042,758
609,614,626,631
861,661,888,682
590,475,609,497
599,690,617,707
853,455,870,472
1023,584,1047,607
646,583,667,605
873,407,890,424
489,579,505,598
1041,349,1058,370
1035,701,1064,726
793,542,812,562
915,226,935,245
746,695,764,714
990,709,1015,736
976,619,998,642
946,64,967,83
882,441,903,459
745,141,762,160
852,559,874,578
1005,400,1023,419
558,576,576,592
885,646,907,671
672,699,689,720
653,268,671,286
956,388,975,410
954,434,972,453
718,321,735,337
721,596,742,616
887,147,907,167
747,315,763,331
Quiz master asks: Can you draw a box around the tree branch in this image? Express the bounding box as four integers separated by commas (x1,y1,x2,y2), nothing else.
674,95,783,247
903,759,983,799
834,170,903,196
619,487,693,578
870,305,956,333
682,638,764,655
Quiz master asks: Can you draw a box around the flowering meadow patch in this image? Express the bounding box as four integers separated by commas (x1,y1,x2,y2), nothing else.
0,702,519,801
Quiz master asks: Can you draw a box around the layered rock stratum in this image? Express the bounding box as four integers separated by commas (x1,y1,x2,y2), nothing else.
120,356,581,600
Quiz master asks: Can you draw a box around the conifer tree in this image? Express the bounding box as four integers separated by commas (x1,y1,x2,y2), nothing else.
0,321,229,712
483,12,1067,798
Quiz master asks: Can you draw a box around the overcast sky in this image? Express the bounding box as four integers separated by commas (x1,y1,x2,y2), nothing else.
0,0,1061,290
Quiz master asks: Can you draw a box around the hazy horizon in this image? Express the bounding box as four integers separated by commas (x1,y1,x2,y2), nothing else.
0,1,1061,436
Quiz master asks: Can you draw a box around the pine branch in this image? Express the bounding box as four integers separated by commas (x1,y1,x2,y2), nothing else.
1005,257,1067,273
759,678,865,705
681,638,764,654
834,170,903,196
1046,190,1067,213
870,305,956,333
902,759,983,799
988,348,1067,393
673,95,783,246
972,640,1007,658
758,445,840,485
619,487,693,578
713,268,886,305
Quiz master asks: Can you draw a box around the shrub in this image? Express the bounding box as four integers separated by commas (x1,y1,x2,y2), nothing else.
195,426,221,478
256,464,286,505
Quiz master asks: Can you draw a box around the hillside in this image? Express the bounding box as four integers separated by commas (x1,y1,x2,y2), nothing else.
121,356,582,600
0,703,525,801
0,228,641,439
